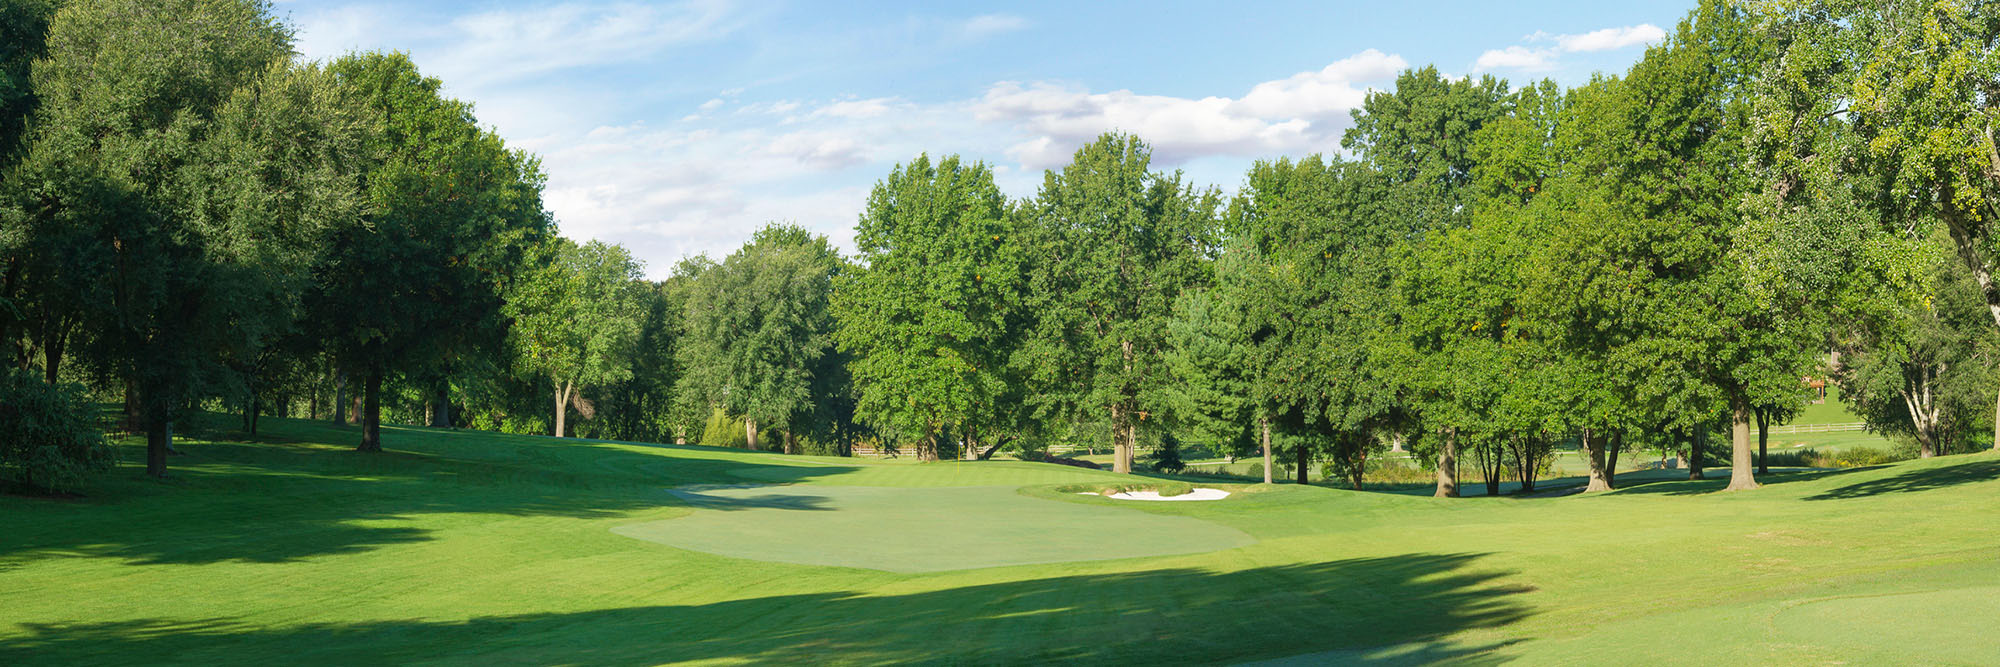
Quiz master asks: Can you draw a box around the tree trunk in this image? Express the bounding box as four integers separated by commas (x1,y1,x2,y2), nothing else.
783,428,798,455
145,414,171,478
744,417,759,451
358,371,383,452
248,392,260,436
1434,428,1459,498
1755,409,1770,474
41,324,63,384
1295,441,1309,485
1993,389,1999,451
123,381,142,433
332,371,348,426
308,379,320,421
1582,427,1613,492
1606,430,1622,487
962,425,977,461
553,380,572,438
1689,428,1706,480
1261,418,1273,485
1110,405,1132,474
1726,401,1759,491
430,379,451,428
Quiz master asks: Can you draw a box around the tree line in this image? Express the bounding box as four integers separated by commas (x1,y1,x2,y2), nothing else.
6,0,1999,497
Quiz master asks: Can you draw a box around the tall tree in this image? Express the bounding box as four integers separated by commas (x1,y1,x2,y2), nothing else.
13,0,369,476
1812,0,2000,449
834,155,1018,459
678,224,843,452
507,238,646,438
1016,133,1219,473
311,51,550,453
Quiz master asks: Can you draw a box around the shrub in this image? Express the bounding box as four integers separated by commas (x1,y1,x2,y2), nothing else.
1764,446,1907,469
1148,433,1187,474
0,370,117,494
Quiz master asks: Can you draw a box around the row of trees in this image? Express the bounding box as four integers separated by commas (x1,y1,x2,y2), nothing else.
9,0,2000,497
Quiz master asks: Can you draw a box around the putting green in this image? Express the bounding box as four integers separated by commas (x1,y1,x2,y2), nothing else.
612,484,1257,572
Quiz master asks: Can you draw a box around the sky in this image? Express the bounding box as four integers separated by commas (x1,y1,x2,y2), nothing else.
278,0,1700,279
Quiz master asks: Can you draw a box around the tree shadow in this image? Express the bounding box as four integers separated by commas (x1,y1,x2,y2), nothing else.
0,553,1533,665
1806,459,2000,501
664,485,837,511
1603,468,1866,497
0,414,857,566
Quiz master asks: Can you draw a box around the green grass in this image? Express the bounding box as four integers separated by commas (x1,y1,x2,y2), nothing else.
5,413,2000,664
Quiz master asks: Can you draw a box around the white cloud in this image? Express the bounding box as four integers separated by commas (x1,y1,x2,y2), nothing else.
1554,24,1665,52
1474,45,1557,72
1475,23,1665,72
975,49,1403,169
963,13,1029,38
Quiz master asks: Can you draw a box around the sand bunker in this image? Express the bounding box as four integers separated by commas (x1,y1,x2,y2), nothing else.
1108,488,1231,501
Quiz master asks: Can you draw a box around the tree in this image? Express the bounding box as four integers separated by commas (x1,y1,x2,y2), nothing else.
1777,0,2000,450
12,0,370,477
834,155,1018,459
1231,155,1405,488
1161,239,1270,482
311,51,550,453
678,224,843,453
508,238,646,438
1838,234,2000,457
1016,133,1219,473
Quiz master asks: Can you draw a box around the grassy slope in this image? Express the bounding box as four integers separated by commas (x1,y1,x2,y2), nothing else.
4,414,1998,664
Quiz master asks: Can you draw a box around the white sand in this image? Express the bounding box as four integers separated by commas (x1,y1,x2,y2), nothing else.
1108,488,1231,502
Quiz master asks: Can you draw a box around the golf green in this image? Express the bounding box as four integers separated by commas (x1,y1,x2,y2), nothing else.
612,484,1257,572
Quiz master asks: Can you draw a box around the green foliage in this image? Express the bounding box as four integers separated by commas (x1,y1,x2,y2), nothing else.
1016,133,1220,470
0,368,114,493
678,224,845,444
506,238,646,435
834,154,1017,454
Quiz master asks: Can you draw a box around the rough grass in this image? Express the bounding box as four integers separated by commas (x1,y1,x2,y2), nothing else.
5,413,2000,664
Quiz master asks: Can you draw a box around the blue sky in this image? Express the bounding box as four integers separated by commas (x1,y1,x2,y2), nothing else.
279,0,1698,278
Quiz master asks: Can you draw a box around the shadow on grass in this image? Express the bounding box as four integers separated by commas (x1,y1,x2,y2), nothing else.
664,486,836,511
0,553,1531,665
0,413,857,566
1806,459,2000,501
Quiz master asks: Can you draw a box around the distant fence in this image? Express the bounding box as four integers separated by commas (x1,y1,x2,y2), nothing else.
1768,422,1867,435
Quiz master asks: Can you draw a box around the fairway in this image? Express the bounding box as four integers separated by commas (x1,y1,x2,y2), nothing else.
8,415,2000,664
615,484,1254,572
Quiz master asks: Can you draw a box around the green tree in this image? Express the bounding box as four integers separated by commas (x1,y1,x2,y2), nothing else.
13,0,369,476
507,238,646,438
678,224,844,453
311,51,550,453
1016,133,1220,473
1838,234,2000,457
834,155,1017,459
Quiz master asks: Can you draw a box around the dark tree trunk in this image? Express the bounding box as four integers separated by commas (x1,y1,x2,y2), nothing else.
145,414,171,478
430,379,451,428
1755,409,1770,474
1606,431,1622,487
332,371,348,426
1689,428,1707,480
1295,441,1309,485
41,323,65,384
248,392,260,436
123,381,143,433
358,371,383,452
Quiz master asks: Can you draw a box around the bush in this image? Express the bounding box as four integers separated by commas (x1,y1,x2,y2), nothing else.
1763,446,1907,469
0,370,117,494
1147,433,1187,474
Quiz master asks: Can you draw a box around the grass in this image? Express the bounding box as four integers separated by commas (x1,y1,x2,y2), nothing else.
5,412,2000,664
